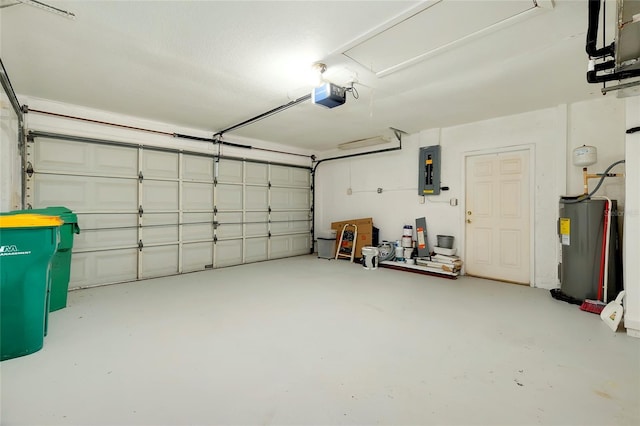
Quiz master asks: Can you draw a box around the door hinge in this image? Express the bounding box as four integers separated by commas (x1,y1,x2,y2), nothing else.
25,161,34,177
213,221,219,229
138,205,144,217
214,235,218,243
138,239,144,252
138,171,144,183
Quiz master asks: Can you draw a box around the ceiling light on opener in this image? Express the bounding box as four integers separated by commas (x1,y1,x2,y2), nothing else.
311,62,327,86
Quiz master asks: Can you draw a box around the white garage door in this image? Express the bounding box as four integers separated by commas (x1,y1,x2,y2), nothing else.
25,132,311,288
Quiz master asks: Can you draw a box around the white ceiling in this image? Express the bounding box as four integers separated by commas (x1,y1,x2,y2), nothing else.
0,0,613,151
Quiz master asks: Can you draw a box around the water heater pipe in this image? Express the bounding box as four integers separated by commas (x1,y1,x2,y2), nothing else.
582,167,624,195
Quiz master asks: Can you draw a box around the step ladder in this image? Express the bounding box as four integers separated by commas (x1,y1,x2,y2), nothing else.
335,224,358,262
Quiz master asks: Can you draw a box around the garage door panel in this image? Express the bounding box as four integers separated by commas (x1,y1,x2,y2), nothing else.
216,212,242,239
69,249,138,288
246,237,268,262
183,242,213,272
245,186,268,210
74,213,138,250
182,212,214,241
245,212,268,237
76,213,137,230
143,213,179,244
270,165,310,187
270,187,310,210
215,239,243,267
182,155,213,182
217,160,243,183
33,174,137,212
216,184,243,210
74,228,138,251
270,234,310,259
34,138,90,172
271,211,311,234
142,150,178,179
141,245,179,278
143,180,179,211
245,162,268,185
34,138,138,176
183,182,213,211
291,234,311,255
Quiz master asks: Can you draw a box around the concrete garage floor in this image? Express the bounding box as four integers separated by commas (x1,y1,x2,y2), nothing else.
1,255,639,425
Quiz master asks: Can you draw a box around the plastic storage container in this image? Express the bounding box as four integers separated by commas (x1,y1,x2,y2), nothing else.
0,214,62,361
1,206,79,311
317,229,337,259
437,235,454,249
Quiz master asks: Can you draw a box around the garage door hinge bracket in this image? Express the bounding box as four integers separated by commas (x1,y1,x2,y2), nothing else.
214,207,218,214
268,206,272,213
138,205,144,217
25,162,34,177
138,240,144,251
213,221,218,229
214,235,218,243
268,181,272,188
138,171,144,182
268,231,272,239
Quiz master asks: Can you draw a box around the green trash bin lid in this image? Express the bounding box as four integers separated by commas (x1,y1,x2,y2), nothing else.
0,214,63,228
31,207,78,226
1,207,79,233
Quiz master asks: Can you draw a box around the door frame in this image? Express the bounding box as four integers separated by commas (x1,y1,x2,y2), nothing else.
461,144,536,287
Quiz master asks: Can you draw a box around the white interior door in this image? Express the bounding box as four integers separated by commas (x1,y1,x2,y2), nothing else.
465,150,530,284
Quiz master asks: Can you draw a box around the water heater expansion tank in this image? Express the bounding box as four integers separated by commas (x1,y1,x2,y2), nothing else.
573,145,597,167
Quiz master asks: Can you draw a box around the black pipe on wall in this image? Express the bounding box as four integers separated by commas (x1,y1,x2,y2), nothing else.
586,0,615,59
309,131,404,253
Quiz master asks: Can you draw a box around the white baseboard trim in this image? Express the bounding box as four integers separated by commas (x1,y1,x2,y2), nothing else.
624,318,640,338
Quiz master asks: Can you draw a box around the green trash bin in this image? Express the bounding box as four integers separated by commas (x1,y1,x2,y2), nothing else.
1,206,80,311
0,213,62,361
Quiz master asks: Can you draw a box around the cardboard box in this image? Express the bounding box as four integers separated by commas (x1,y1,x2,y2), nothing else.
331,217,375,259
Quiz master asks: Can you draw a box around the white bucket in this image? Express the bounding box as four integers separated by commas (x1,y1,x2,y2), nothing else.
361,246,379,270
404,248,413,259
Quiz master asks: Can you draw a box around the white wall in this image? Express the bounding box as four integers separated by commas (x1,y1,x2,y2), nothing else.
567,97,626,209
1,89,22,211
316,98,626,289
624,96,640,338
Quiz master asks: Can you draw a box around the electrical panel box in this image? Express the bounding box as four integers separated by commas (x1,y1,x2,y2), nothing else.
312,83,346,108
419,145,441,195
